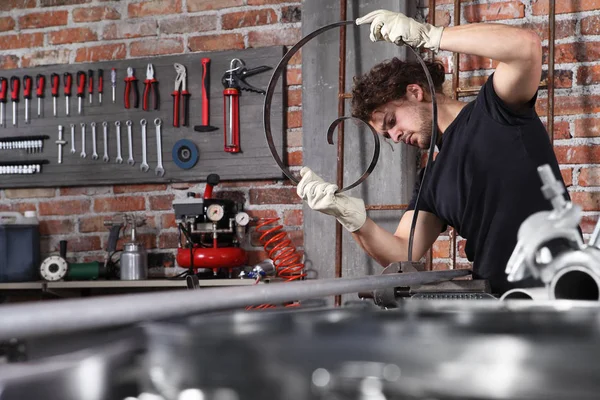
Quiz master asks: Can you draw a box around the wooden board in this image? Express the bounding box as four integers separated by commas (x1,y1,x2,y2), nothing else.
0,46,285,188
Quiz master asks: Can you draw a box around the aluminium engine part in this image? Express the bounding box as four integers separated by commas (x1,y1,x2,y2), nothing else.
39,255,68,281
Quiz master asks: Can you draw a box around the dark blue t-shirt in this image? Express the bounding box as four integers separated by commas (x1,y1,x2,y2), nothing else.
408,73,569,295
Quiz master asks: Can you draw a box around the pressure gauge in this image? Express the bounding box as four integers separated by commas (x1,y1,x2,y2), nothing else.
206,203,225,222
235,212,250,226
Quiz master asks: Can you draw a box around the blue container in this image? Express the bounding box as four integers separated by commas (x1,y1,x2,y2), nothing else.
0,212,40,282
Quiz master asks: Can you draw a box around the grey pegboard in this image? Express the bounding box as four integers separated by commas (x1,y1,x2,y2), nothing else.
0,46,285,188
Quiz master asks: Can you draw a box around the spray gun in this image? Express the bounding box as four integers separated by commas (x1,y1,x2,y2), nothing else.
119,214,148,280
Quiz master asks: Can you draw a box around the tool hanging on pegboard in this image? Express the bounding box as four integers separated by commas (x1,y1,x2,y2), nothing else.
193,58,218,132
0,77,7,127
143,63,159,111
124,67,139,109
221,58,271,153
36,74,45,118
76,70,85,115
172,63,190,127
10,76,19,127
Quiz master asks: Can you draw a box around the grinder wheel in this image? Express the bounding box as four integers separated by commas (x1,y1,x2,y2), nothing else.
39,255,68,281
172,139,199,170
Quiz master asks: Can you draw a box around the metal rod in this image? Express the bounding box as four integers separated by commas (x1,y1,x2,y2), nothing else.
366,204,408,211
450,0,462,271
0,270,469,341
426,0,437,271
548,0,556,143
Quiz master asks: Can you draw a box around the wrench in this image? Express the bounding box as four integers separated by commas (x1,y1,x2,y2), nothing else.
70,123,76,154
115,121,123,164
140,118,149,172
102,121,109,162
126,120,135,166
91,121,98,160
154,118,164,176
80,122,86,158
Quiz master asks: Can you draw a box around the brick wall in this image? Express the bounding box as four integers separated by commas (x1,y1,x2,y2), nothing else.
0,0,303,273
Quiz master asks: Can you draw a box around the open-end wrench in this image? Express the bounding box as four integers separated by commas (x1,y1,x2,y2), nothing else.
126,120,134,166
91,122,98,159
140,119,149,172
115,121,123,164
80,122,86,158
102,121,109,162
154,118,164,176
70,123,76,154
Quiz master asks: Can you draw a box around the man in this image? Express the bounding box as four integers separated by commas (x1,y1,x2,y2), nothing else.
297,10,569,295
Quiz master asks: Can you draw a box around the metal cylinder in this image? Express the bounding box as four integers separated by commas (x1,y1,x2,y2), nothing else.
120,242,147,280
550,266,600,301
500,287,550,301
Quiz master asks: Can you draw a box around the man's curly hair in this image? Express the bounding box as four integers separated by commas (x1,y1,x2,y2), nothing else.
351,58,446,122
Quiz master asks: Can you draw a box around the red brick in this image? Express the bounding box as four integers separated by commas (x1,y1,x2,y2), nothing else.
94,196,145,212
551,42,600,64
544,120,570,140
159,232,179,249
536,95,600,116
75,43,126,62
554,145,600,164
281,6,301,23
582,15,600,35
286,67,301,85
541,69,573,89
22,49,71,68
117,233,156,250
59,186,112,196
579,168,600,186
222,9,277,30
187,0,243,12
19,11,68,29
581,215,600,234
459,55,494,72
0,55,19,69
287,88,301,107
0,17,15,32
128,0,181,18
79,216,107,233
39,219,74,235
283,209,303,226
161,214,177,229
0,0,35,11
58,235,102,252
159,15,216,35
0,33,43,51
149,194,175,211
532,0,600,15
286,150,302,166
248,0,293,4
526,19,578,41
289,51,302,65
464,1,525,23
561,168,573,187
457,239,467,258
575,118,600,138
0,202,36,213
287,110,302,129
248,27,301,47
73,6,121,22
287,129,302,147
113,184,167,194
219,180,278,188
249,187,300,205
246,209,279,226
131,38,184,57
39,200,90,216
41,0,89,5
5,188,55,199
577,65,600,86
188,34,244,52
432,239,450,259
103,20,156,40
570,191,600,211
49,28,97,45
432,261,451,271
247,250,269,266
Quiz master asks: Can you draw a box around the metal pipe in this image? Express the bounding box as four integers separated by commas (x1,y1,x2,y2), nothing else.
550,266,600,301
365,204,408,211
500,287,550,301
548,0,556,143
0,269,469,341
450,0,461,271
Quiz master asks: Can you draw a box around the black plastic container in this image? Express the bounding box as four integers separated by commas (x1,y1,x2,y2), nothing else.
0,212,40,282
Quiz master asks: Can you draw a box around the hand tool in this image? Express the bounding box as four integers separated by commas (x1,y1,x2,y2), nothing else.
193,58,218,132
102,121,109,162
76,71,85,114
124,67,139,109
221,59,271,153
154,118,164,176
126,120,134,166
23,75,32,124
88,69,94,104
70,123,76,154
80,122,86,158
98,69,104,105
63,72,72,117
111,68,117,104
56,125,67,164
115,121,123,164
0,77,7,128
143,63,159,111
51,73,60,117
91,121,98,159
36,74,45,118
10,76,19,127
172,139,199,170
140,119,149,172
172,63,190,127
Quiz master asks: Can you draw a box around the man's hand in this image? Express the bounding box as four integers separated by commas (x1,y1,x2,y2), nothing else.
297,167,367,232
356,9,444,52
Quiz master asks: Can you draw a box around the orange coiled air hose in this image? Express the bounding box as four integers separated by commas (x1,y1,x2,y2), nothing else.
256,217,305,281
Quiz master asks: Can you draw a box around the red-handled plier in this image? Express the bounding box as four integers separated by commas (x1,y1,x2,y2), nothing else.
171,63,190,127
124,66,139,109
143,63,159,111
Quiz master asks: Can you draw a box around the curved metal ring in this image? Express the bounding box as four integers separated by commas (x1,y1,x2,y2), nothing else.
263,20,380,193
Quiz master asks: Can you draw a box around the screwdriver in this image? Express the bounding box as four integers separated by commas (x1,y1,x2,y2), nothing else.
50,73,59,117
36,74,45,118
0,77,7,128
88,69,94,104
64,72,72,117
111,68,116,104
98,69,104,105
23,75,32,124
10,76,19,127
76,71,85,115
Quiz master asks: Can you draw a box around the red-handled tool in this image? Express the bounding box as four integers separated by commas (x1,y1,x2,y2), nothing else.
193,58,218,132
76,70,85,115
98,69,104,105
36,74,45,118
23,75,32,124
87,69,94,104
0,77,7,127
63,72,72,116
10,76,19,127
124,67,139,109
143,63,159,111
51,73,60,117
172,63,190,127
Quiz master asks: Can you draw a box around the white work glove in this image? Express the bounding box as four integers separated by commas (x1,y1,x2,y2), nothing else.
356,9,444,53
297,167,367,232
